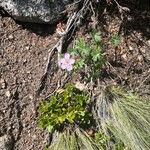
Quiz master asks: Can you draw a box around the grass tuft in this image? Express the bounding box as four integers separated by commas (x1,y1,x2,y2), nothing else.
48,128,101,150
94,86,150,150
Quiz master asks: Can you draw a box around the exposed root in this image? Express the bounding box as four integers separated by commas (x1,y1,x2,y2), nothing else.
36,0,91,97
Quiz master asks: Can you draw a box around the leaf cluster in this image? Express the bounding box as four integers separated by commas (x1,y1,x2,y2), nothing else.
38,84,92,133
110,34,121,47
69,31,105,78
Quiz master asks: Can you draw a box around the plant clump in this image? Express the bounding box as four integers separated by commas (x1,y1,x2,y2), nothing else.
94,86,150,150
38,84,93,133
69,31,105,80
38,28,150,149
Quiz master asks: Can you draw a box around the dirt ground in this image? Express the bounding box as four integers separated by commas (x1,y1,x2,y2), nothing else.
0,1,150,150
0,15,60,149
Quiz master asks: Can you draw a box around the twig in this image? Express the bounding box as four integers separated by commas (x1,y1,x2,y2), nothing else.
36,0,91,96
113,0,130,20
135,73,150,91
113,0,130,13
35,13,76,96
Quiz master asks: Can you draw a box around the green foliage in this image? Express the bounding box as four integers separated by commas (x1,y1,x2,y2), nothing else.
95,131,109,149
69,31,105,79
94,86,150,150
48,128,126,150
95,130,127,150
110,34,121,47
38,84,92,133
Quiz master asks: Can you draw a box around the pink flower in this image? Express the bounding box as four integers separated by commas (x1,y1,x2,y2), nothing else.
58,53,75,71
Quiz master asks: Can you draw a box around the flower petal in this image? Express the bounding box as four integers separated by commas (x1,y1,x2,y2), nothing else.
60,58,66,64
66,65,73,71
64,53,70,59
69,58,75,64
61,64,66,69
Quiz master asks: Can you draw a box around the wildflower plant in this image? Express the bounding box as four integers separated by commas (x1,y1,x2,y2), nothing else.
38,84,92,133
69,31,105,79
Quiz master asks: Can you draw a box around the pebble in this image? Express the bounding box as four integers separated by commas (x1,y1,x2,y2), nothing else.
141,48,146,53
29,95,33,100
5,91,11,98
23,59,27,64
25,45,30,50
74,81,86,91
122,53,127,61
129,46,134,51
8,34,14,40
137,55,143,61
43,57,47,61
26,71,31,74
0,78,6,89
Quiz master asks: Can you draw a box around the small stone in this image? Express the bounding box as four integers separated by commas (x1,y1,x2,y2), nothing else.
26,71,30,74
8,34,14,40
127,16,133,21
25,45,30,50
141,48,146,53
147,40,150,45
137,55,143,61
122,53,127,61
0,78,6,89
75,82,86,91
5,91,11,98
43,57,47,61
23,59,27,64
29,95,33,100
129,46,134,51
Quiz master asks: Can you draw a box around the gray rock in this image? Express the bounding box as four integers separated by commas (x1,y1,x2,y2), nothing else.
0,0,73,24
0,135,13,150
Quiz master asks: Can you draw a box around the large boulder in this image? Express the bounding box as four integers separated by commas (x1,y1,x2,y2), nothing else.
0,0,73,24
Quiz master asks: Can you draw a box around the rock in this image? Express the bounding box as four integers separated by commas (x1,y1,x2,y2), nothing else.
8,35,14,40
129,46,134,51
0,0,73,24
0,135,13,150
0,78,6,89
5,90,11,98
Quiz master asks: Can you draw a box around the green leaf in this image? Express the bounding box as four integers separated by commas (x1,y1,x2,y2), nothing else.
110,34,121,46
47,125,53,133
94,32,101,43
74,59,85,70
38,84,91,132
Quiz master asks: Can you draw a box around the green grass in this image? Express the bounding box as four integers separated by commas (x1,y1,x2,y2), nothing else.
94,86,150,150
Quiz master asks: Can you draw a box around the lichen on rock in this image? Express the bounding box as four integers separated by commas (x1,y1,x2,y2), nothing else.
0,0,73,24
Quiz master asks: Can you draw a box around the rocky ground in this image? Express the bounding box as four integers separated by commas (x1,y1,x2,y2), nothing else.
0,15,60,149
0,1,150,150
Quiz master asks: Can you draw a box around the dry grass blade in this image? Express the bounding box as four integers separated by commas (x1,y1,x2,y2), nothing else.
48,128,102,150
94,86,150,150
